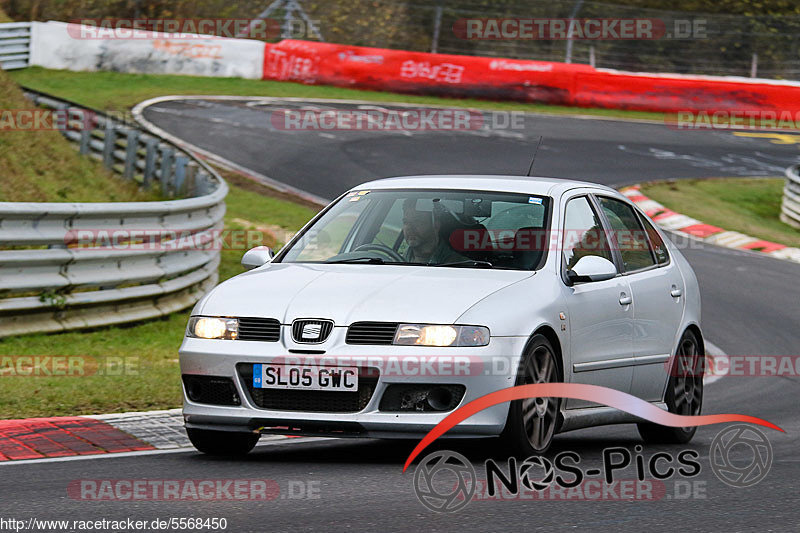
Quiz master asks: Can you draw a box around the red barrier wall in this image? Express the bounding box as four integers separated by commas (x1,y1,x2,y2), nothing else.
262,40,800,114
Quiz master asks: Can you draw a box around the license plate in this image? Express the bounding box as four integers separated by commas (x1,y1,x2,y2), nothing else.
252,364,358,392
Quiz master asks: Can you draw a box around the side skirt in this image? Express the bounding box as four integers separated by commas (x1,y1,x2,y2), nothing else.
558,402,668,433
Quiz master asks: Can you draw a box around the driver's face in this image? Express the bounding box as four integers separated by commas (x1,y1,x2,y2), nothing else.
402,208,435,249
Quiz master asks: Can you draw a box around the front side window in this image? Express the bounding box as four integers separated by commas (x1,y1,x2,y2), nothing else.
278,189,551,270
562,196,614,270
597,196,657,272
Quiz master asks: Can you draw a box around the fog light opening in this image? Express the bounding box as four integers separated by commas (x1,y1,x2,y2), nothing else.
426,387,453,411
380,384,465,412
185,380,202,402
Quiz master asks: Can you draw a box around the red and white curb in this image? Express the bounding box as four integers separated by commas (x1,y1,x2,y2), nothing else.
621,185,800,263
0,408,294,463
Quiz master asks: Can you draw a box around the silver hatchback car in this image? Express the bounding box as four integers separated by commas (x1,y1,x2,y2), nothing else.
179,175,704,456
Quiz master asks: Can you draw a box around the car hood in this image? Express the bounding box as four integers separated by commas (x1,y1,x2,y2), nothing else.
198,263,533,325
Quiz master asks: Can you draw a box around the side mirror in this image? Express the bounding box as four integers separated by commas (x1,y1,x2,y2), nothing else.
566,256,617,285
242,246,274,270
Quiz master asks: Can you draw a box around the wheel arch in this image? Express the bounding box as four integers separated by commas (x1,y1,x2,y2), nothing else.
525,324,565,380
683,323,705,356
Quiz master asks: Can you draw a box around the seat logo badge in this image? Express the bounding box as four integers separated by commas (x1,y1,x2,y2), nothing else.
293,319,333,343
302,323,322,340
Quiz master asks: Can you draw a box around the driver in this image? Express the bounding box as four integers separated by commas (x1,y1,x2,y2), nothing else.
402,198,468,265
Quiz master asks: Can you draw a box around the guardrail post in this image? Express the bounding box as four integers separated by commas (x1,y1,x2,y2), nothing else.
185,162,199,197
160,145,175,197
79,121,92,155
102,125,117,168
194,171,209,196
174,155,189,196
143,137,158,188
124,130,140,179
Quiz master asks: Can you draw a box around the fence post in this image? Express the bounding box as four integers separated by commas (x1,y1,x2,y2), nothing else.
564,0,585,64
750,53,758,78
123,130,140,179
589,45,596,68
431,5,443,54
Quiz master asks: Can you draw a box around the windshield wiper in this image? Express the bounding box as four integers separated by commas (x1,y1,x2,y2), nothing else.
435,260,494,269
326,256,386,264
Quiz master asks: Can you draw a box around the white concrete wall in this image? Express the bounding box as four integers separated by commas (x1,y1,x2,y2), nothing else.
29,21,264,79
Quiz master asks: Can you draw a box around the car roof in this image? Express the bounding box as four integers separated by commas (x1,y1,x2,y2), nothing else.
353,175,620,198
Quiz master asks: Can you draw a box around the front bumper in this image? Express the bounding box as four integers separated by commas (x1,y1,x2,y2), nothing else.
178,330,528,438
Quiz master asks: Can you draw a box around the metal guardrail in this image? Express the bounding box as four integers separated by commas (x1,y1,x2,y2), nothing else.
0,89,228,337
0,22,31,70
782,165,800,230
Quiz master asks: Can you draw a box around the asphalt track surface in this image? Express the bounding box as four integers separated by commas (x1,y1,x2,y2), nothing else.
3,98,800,532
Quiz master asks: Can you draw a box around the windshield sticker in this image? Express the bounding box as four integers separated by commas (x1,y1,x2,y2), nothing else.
529,197,543,204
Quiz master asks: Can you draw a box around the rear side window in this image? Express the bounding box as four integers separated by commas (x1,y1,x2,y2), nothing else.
597,196,656,272
638,213,669,265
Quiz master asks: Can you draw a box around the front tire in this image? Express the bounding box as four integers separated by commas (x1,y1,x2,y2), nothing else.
187,428,260,456
638,329,704,444
501,335,561,456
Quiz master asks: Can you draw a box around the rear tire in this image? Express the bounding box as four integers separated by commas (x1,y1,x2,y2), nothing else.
187,428,260,456
501,335,561,457
637,329,704,444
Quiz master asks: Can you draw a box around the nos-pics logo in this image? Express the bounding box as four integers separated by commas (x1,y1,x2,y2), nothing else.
412,424,773,513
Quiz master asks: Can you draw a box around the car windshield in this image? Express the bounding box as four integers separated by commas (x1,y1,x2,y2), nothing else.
277,188,551,270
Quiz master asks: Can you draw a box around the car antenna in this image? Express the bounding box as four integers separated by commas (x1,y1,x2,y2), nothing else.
526,136,543,177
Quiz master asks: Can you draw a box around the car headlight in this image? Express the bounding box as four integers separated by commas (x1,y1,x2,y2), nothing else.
393,324,490,347
187,316,239,340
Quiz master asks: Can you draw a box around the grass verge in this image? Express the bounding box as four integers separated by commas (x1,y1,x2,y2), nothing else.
641,178,800,248
9,67,665,121
0,68,162,202
0,171,319,418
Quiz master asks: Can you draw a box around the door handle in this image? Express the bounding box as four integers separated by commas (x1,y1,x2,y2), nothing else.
619,293,632,306
670,285,682,298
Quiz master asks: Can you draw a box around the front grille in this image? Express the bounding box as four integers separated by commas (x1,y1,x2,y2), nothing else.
182,375,241,406
346,322,399,345
237,364,379,412
291,319,334,344
237,317,281,342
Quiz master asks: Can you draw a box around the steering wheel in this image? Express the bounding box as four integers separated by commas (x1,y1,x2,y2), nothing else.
353,243,405,262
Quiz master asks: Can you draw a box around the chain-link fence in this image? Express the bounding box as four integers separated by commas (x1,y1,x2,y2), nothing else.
4,0,800,79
